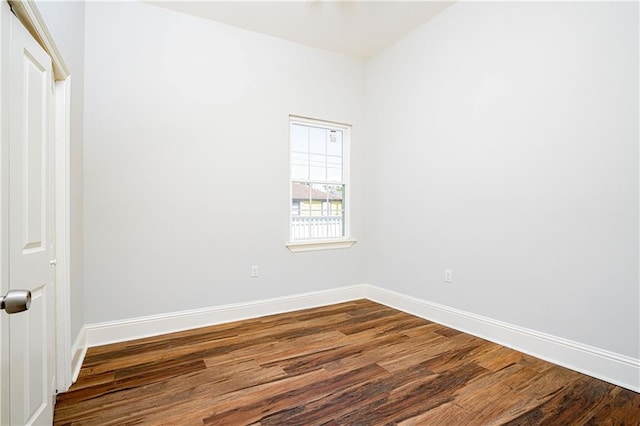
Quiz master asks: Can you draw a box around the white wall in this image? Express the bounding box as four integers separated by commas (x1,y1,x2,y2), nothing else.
364,1,639,358
35,1,85,340
83,2,366,323
82,0,638,365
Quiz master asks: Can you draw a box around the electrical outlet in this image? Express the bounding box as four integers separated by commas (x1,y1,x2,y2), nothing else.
444,269,453,283
251,265,259,278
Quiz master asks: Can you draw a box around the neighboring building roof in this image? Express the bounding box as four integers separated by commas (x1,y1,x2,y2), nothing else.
291,182,342,201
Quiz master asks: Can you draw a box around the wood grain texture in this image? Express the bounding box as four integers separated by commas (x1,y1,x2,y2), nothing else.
54,300,640,425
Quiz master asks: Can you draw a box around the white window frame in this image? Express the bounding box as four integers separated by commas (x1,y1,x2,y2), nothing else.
286,115,356,252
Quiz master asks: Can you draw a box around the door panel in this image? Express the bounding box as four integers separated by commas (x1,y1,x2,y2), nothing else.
8,8,54,426
23,50,47,253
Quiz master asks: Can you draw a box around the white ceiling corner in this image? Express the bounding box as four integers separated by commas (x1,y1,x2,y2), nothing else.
146,1,455,59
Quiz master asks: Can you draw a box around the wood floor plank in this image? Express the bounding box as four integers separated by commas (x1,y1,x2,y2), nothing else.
583,388,640,425
399,401,469,425
261,363,436,426
54,300,640,425
202,363,390,425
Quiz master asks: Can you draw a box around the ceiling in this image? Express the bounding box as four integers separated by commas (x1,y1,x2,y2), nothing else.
147,1,455,59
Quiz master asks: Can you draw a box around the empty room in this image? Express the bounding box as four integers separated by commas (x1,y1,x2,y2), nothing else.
0,0,638,424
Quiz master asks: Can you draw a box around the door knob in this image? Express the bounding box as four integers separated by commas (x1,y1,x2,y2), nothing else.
0,290,31,314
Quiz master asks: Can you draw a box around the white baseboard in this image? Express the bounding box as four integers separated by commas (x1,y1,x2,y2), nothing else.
70,326,87,383
363,284,640,393
85,285,366,347
82,283,639,393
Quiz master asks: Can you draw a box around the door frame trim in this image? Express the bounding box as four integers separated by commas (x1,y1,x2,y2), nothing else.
7,0,68,80
0,3,11,423
54,77,72,392
5,0,73,393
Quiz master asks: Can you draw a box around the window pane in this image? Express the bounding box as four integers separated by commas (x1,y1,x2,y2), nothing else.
291,201,300,216
328,185,343,202
327,155,342,167
311,183,328,202
310,204,323,216
327,166,341,182
310,152,326,181
309,127,326,154
310,166,326,181
327,130,342,156
291,124,309,153
326,155,342,182
309,153,325,168
291,152,309,180
292,181,310,202
291,165,307,180
327,155,342,165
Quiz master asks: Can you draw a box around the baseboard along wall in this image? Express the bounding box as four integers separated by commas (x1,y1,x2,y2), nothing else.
362,285,639,393
79,284,639,392
70,326,87,383
84,285,365,347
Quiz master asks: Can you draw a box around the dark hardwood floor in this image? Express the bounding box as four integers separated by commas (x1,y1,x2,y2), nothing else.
54,300,640,425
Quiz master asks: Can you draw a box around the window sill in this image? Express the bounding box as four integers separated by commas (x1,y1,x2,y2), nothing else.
286,239,357,253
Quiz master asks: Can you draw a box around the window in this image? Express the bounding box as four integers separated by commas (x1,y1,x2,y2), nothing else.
292,201,301,216
288,116,355,251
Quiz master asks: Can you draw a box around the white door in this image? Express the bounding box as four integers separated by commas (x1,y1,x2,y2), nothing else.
3,7,55,426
